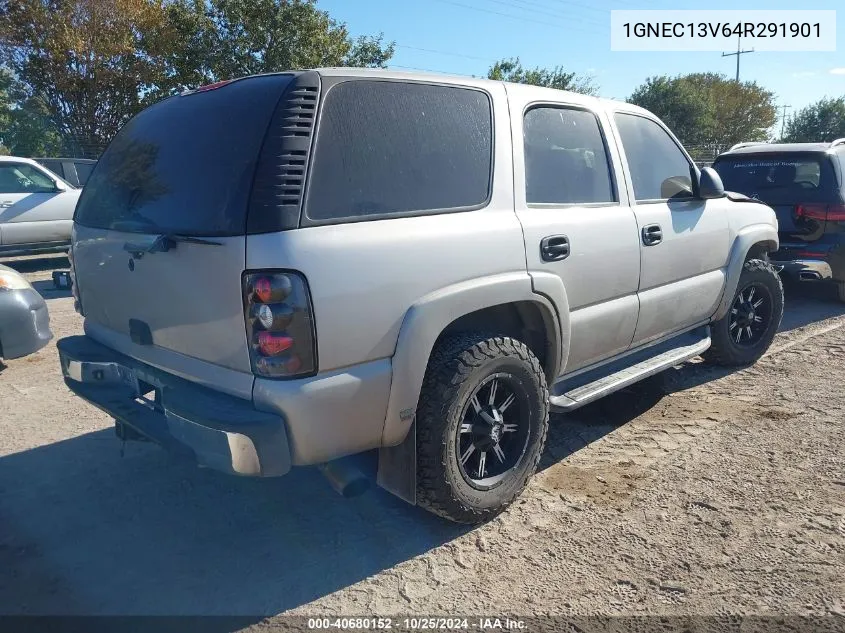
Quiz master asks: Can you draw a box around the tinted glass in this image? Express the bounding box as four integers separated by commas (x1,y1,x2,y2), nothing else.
524,107,615,204
0,163,56,193
713,155,838,204
74,162,95,185
306,81,492,221
75,75,291,235
614,113,694,201
40,160,63,177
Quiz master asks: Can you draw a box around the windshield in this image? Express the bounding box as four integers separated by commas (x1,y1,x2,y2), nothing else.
74,74,292,236
713,154,838,204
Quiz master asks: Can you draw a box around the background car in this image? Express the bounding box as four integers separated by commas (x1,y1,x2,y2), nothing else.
713,139,845,302
0,263,52,361
0,156,81,257
34,157,97,188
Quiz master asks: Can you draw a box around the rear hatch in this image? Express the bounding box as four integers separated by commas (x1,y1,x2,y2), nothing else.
72,74,294,375
713,152,841,243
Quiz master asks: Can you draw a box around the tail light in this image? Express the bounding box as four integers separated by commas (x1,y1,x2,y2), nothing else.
243,271,316,379
68,247,83,315
795,204,845,222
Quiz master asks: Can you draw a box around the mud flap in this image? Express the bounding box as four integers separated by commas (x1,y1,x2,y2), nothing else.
376,418,416,505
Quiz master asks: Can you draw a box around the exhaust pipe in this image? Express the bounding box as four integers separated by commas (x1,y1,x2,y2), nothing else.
799,271,822,281
318,460,370,498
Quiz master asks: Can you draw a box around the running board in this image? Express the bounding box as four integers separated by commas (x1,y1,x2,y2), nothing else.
549,329,711,413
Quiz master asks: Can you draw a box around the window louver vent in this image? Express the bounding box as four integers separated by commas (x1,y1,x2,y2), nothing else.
247,72,321,233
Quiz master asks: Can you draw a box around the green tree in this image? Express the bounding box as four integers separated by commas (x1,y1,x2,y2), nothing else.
487,57,598,96
0,0,174,157
157,0,394,95
0,67,63,156
628,73,777,160
782,97,845,142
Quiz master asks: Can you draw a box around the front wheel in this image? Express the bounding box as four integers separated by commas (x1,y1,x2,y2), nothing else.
415,335,549,524
704,259,784,367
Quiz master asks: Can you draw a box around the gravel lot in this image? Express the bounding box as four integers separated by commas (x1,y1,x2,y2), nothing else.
1,254,844,627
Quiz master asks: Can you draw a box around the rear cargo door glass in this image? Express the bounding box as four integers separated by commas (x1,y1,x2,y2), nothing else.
713,155,838,204
304,80,493,223
75,75,292,236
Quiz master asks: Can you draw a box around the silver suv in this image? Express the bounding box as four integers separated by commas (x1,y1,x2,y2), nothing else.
57,69,783,524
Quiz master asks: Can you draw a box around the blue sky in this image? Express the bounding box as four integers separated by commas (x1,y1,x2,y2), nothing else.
320,0,844,122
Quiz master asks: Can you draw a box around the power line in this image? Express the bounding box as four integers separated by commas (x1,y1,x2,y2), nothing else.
387,64,472,76
479,0,606,26
428,0,603,32
395,45,497,63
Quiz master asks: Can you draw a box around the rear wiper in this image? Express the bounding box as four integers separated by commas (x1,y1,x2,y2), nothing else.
123,233,223,259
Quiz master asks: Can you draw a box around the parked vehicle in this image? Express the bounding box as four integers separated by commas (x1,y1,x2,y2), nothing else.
57,69,783,523
34,157,97,188
0,156,80,257
0,264,52,361
713,140,845,302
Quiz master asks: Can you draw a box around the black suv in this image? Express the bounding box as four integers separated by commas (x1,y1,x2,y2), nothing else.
713,140,845,302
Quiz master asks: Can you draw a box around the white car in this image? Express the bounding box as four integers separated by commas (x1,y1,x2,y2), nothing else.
0,156,81,257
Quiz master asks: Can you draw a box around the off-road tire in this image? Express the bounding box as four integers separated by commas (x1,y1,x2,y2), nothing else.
416,335,549,524
704,259,784,367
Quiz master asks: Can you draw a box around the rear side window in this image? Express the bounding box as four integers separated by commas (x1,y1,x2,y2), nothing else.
40,160,63,178
75,75,292,236
614,113,695,201
524,106,616,205
713,155,839,203
305,81,492,223
74,162,94,185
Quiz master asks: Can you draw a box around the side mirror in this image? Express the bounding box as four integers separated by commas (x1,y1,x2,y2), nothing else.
54,180,68,192
698,167,725,199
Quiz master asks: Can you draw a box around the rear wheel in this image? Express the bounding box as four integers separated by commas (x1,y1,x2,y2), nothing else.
416,335,548,524
704,259,784,367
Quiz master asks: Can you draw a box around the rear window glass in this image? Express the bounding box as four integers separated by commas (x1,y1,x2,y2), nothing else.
305,80,492,222
714,155,838,203
524,106,616,205
75,75,292,236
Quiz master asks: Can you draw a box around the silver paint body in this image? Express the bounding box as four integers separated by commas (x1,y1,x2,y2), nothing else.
0,156,79,248
71,69,778,466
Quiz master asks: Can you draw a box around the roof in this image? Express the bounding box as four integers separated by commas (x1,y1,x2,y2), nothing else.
720,142,842,157
0,155,41,166
33,157,97,163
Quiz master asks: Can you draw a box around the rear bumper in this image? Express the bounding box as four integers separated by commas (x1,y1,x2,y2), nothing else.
772,239,845,284
57,335,291,477
772,258,834,281
0,288,52,360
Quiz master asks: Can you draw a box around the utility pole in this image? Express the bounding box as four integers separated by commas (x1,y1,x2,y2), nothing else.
722,37,754,82
780,104,792,138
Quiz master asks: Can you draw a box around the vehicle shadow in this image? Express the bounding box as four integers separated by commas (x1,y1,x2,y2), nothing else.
30,279,72,300
540,281,845,468
779,281,845,332
541,375,668,470
0,255,69,274
0,429,467,620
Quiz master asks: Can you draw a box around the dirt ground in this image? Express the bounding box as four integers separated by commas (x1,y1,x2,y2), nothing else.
1,254,844,628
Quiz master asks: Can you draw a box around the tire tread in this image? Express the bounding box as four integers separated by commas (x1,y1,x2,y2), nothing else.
415,334,548,524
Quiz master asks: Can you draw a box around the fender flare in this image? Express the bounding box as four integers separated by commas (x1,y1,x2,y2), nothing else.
380,271,566,447
713,223,779,321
